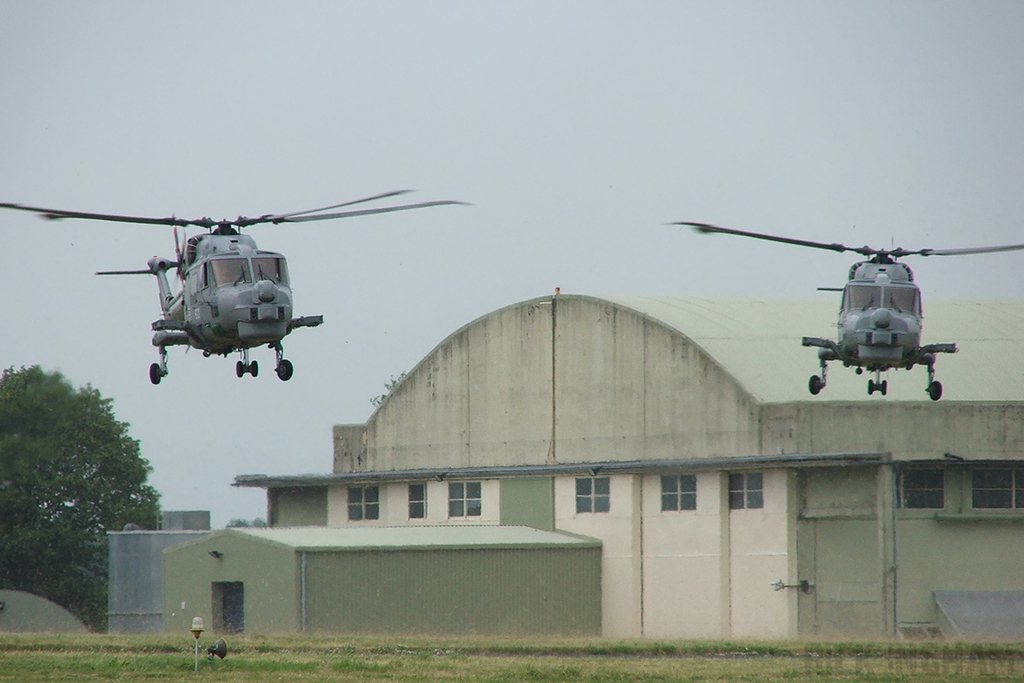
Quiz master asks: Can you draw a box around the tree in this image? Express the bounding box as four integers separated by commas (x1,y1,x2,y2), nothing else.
0,366,160,631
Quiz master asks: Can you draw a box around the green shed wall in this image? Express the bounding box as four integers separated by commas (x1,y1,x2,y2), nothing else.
303,546,601,635
500,477,555,530
163,531,299,635
269,487,328,527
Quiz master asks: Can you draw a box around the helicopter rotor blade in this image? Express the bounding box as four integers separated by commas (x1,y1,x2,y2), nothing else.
265,189,417,221
916,243,1024,257
0,202,213,228
671,221,878,256
96,269,154,276
272,199,470,224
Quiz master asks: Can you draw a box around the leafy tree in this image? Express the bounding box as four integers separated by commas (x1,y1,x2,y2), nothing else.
0,366,160,631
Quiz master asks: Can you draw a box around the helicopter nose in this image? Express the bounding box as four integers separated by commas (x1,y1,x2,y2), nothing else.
872,308,892,329
256,280,277,303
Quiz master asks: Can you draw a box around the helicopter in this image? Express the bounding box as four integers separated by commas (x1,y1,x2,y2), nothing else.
1,191,464,385
671,221,1024,401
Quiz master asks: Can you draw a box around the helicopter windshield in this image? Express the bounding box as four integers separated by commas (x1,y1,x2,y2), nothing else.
210,258,252,287
887,287,919,313
252,256,289,285
845,285,880,310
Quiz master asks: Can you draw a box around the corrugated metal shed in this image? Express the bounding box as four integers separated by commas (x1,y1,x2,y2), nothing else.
603,296,1024,403
163,525,601,636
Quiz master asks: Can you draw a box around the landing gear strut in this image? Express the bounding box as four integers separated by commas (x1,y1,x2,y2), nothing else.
926,362,943,401
867,369,888,396
272,342,294,381
149,347,169,385
235,349,258,378
808,358,828,395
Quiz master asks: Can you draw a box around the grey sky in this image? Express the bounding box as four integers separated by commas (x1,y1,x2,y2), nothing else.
2,2,1022,527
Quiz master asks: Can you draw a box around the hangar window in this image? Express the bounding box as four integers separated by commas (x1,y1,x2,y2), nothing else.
898,469,944,509
971,469,1024,509
347,485,380,521
661,474,697,511
409,483,427,519
449,481,482,517
729,472,763,510
576,477,610,514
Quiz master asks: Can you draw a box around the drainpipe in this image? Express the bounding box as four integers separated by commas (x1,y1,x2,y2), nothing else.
301,551,307,633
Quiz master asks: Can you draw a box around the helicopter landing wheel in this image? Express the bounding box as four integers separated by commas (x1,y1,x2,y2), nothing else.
149,363,163,385
248,360,259,377
928,381,943,401
236,361,245,378
808,375,824,395
867,379,888,395
276,359,294,381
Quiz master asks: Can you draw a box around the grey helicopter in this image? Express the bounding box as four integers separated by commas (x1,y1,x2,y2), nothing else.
1,191,464,385
672,221,1024,401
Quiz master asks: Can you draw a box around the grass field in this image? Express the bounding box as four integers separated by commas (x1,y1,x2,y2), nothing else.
1,634,1022,682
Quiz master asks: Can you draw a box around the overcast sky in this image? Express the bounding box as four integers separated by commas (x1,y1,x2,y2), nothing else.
2,2,1022,527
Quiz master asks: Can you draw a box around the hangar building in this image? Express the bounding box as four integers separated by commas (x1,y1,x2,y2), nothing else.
234,294,1024,639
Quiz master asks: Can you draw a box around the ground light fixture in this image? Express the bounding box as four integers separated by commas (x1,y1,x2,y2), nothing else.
190,617,204,671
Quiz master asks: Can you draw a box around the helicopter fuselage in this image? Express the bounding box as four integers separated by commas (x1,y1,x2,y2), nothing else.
834,261,921,369
151,230,302,354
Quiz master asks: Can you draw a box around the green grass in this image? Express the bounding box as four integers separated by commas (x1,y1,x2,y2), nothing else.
0,634,1021,682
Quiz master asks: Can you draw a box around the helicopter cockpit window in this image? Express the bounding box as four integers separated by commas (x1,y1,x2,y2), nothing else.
210,258,252,287
845,285,880,310
252,256,289,285
887,287,919,313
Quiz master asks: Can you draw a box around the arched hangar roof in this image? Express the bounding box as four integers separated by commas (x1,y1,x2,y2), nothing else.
599,296,1024,404
395,294,1024,405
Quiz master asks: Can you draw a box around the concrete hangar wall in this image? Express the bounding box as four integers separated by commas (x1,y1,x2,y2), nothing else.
237,294,1024,640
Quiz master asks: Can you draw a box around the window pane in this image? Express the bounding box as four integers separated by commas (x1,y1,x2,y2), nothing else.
594,495,610,513
729,473,744,493
348,487,363,504
365,503,379,520
365,486,379,503
466,481,482,499
576,478,592,496
449,482,464,499
906,469,944,490
974,489,1012,509
746,490,764,509
973,469,1012,489
409,483,425,502
409,501,425,519
679,492,697,511
661,476,678,494
594,477,610,495
576,496,592,514
729,490,745,510
449,500,464,517
679,475,696,493
348,504,363,521
662,493,678,512
466,499,482,516
746,472,763,491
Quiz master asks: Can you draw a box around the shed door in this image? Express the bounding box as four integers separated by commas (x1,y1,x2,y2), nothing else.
212,582,244,634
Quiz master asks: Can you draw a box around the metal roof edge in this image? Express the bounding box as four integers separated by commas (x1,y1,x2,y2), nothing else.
234,451,886,488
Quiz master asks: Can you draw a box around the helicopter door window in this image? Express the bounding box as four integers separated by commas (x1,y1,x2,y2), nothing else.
210,259,252,287
845,285,880,311
252,256,289,285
